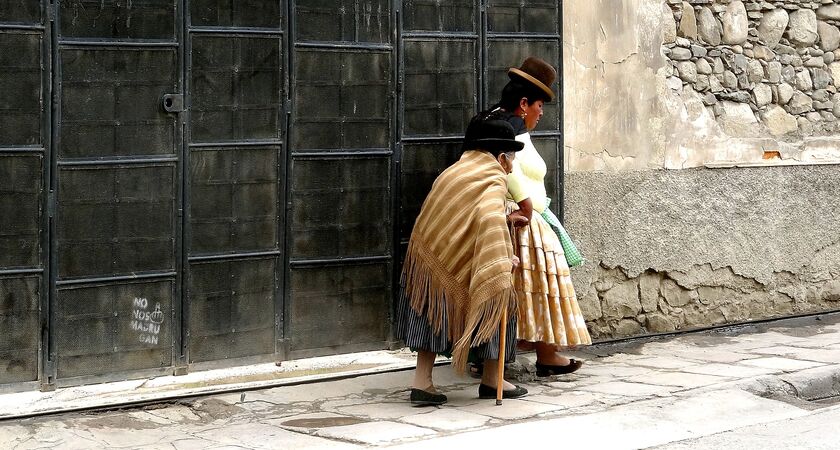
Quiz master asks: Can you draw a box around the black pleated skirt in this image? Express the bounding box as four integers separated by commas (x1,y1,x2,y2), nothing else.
395,285,517,363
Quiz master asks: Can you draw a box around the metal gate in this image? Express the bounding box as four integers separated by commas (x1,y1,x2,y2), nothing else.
0,1,562,389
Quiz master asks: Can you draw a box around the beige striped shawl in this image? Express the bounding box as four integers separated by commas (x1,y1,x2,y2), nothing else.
402,150,515,372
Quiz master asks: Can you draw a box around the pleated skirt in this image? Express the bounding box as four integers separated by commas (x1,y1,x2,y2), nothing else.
511,205,592,347
395,285,517,363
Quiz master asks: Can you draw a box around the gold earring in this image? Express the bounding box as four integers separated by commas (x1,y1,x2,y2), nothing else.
520,112,527,119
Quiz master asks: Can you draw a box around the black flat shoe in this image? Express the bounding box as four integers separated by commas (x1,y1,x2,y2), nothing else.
535,359,583,377
410,388,447,406
478,383,528,399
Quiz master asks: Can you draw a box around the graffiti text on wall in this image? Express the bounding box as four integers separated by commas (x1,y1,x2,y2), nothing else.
131,297,164,345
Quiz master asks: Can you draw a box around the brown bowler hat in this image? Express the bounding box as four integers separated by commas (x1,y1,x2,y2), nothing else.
508,56,556,101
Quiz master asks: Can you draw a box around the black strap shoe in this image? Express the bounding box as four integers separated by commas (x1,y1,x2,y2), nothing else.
535,358,583,377
478,383,528,399
410,388,447,406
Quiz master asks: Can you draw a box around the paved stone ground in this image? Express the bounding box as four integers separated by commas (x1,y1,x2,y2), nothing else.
2,314,840,449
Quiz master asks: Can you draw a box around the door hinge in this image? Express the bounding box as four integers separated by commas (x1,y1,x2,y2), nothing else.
47,190,56,218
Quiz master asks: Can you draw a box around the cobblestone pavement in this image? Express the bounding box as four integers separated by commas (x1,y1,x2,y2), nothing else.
2,314,840,449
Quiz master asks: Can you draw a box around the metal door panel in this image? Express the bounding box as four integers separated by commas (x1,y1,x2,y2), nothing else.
295,0,390,43
402,0,475,32
288,262,389,355
59,0,176,40
190,35,282,142
0,32,42,146
292,49,391,151
56,165,176,279
59,48,177,158
0,2,40,23
190,0,282,28
402,39,476,136
189,146,279,255
188,258,276,363
0,155,42,267
289,157,390,259
487,0,558,33
54,280,174,379
0,275,40,383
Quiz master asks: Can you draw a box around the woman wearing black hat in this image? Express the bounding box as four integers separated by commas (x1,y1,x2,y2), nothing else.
476,57,592,377
396,114,528,406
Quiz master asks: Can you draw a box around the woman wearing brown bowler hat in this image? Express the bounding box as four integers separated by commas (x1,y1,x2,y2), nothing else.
472,57,591,378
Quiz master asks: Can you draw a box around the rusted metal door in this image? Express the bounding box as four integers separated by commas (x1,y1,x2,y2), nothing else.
0,0,562,389
49,0,183,385
0,2,47,386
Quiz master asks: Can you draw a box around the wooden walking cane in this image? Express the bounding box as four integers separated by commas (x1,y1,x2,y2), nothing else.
496,307,507,406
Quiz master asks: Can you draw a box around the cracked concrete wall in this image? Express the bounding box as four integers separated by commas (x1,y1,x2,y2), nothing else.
564,165,840,339
563,0,840,170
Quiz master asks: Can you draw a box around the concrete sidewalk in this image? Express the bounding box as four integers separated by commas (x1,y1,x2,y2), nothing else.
2,313,840,449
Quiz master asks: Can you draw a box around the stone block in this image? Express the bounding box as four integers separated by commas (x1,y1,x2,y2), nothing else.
762,105,799,135
817,5,840,21
812,89,830,102
577,380,674,397
748,59,765,83
695,74,710,91
661,279,695,307
829,62,840,87
718,100,759,135
663,2,677,44
645,313,677,333
709,75,723,93
602,280,642,319
805,57,825,68
713,57,725,74
613,319,643,337
639,273,660,313
812,68,832,89
766,61,783,83
723,70,739,89
697,6,721,46
679,2,698,39
822,280,840,301
671,47,693,61
739,357,825,372
752,83,773,107
314,421,435,445
692,44,707,58
721,1,749,45
782,64,796,83
795,69,813,90
753,45,775,62
786,9,818,47
696,58,713,75
818,21,840,52
757,8,789,48
580,288,603,320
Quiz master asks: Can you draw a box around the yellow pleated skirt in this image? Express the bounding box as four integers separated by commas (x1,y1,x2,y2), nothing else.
510,204,591,347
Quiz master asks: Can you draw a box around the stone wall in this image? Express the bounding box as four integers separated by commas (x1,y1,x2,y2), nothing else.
563,0,840,171
664,1,840,139
562,0,840,340
565,165,840,339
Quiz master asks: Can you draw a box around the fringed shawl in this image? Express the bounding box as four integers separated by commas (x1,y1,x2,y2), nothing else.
401,150,515,372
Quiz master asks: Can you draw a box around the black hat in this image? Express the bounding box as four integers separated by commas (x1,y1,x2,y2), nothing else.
462,116,525,153
508,56,556,101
